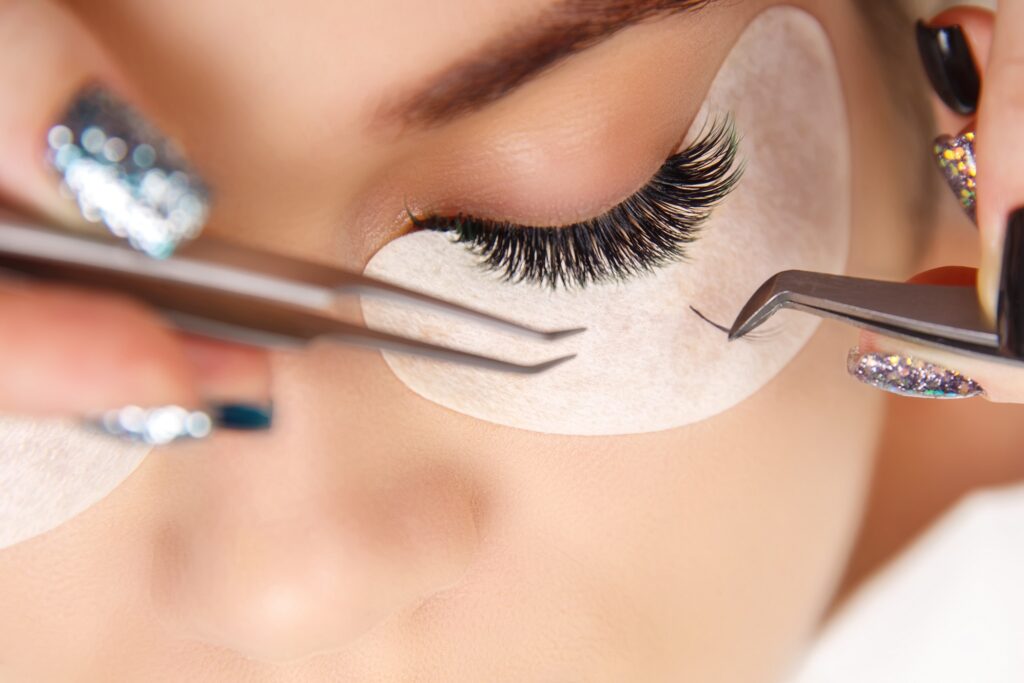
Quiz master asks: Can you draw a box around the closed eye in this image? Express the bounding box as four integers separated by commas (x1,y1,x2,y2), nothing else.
409,115,743,289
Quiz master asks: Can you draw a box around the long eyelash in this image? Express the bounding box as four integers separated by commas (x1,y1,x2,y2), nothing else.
411,115,743,289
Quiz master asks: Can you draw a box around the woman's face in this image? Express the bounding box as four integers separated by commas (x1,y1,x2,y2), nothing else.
0,0,927,679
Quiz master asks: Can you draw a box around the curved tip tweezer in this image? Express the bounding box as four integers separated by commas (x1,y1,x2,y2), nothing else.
728,273,789,341
727,269,1008,361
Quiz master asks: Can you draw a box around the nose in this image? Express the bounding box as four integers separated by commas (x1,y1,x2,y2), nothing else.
151,353,480,662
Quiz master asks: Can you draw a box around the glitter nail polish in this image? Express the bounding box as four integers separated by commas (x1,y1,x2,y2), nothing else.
846,348,983,399
934,130,977,224
89,405,214,445
45,83,211,259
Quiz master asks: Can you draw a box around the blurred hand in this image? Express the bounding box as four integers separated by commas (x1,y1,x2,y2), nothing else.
0,0,268,421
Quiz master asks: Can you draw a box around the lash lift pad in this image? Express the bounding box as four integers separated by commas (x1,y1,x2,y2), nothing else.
362,7,853,435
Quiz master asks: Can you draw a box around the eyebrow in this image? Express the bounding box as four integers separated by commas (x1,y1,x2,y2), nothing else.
377,0,716,129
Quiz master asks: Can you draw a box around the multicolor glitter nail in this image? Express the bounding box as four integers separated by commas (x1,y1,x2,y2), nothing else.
89,405,214,445
846,347,983,399
934,130,977,223
45,84,211,259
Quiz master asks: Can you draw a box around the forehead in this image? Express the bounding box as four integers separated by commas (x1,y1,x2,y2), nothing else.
75,0,735,133
84,0,552,120
64,0,758,260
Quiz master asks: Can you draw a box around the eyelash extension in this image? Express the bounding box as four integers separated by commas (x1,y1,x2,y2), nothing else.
410,115,743,289
689,305,780,342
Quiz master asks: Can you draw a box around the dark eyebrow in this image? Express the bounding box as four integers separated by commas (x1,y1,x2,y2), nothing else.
377,0,717,130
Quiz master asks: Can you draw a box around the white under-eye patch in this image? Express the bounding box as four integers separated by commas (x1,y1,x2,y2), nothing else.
0,416,148,549
362,7,851,436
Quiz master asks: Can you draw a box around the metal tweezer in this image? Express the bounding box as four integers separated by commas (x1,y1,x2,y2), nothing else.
728,269,1020,364
0,211,584,374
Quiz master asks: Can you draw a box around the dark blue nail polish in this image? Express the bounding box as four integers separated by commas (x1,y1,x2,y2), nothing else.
209,402,274,430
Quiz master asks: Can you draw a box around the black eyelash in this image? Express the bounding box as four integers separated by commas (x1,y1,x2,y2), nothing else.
410,115,743,289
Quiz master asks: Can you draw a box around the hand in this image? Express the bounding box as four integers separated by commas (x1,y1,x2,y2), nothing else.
0,1,269,434
850,3,1024,403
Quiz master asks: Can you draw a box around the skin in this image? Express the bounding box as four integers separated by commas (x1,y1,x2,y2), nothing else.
0,0,992,680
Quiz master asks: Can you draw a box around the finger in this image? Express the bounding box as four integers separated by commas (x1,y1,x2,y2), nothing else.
181,336,273,404
0,277,275,419
976,0,1024,325
0,0,209,258
0,0,120,224
0,2,270,420
0,280,202,414
848,267,1024,403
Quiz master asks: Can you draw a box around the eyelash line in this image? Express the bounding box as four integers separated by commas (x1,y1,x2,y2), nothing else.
409,115,744,289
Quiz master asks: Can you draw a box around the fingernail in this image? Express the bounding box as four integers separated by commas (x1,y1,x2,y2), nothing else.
86,404,214,444
85,401,274,444
997,209,1024,356
847,347,983,399
207,402,274,430
934,129,977,224
45,83,211,259
915,21,981,116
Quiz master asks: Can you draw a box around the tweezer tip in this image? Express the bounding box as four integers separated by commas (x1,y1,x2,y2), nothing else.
545,327,587,341
526,353,577,373
726,302,760,341
726,272,792,342
727,320,751,341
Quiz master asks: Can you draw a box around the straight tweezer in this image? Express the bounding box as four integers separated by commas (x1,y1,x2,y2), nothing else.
0,212,583,374
728,270,1022,364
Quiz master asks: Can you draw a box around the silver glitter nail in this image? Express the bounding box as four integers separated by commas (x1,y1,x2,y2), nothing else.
90,405,213,444
847,347,984,399
45,84,211,259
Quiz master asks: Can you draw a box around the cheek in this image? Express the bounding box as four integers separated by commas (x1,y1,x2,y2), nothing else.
0,416,149,549
362,7,850,436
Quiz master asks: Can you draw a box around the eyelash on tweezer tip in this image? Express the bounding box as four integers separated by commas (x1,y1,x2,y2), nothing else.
410,115,743,289
690,306,780,342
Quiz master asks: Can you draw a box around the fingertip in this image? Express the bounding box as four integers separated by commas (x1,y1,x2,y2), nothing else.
0,284,201,415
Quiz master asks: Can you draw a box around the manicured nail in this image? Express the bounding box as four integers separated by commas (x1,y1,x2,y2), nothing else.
997,209,1024,357
87,405,214,445
86,401,273,444
847,347,983,399
45,83,211,259
934,130,977,224
207,402,274,430
915,21,981,116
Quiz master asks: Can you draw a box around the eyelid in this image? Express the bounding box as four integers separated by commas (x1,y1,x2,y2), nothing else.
409,115,742,288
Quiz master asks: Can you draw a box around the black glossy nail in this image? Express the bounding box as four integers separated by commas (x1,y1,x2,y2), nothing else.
915,21,981,116
209,402,274,430
998,209,1024,357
